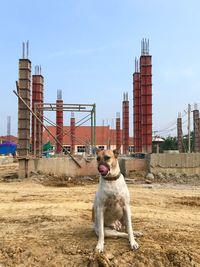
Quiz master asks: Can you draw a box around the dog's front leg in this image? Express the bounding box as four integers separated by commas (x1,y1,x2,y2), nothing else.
96,205,104,252
124,204,139,250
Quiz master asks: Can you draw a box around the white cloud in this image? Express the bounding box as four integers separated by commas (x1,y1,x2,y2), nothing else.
48,42,127,59
163,66,195,81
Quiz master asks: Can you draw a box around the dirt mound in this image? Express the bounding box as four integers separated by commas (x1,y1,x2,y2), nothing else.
30,172,99,187
174,196,200,207
0,163,18,182
154,172,200,185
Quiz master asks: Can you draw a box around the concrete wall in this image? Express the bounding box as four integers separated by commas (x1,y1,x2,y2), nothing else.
18,152,200,179
27,156,98,177
19,156,147,178
119,153,200,177
119,157,147,177
150,153,200,175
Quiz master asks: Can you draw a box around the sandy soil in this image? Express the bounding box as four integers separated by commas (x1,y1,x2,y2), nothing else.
0,164,200,267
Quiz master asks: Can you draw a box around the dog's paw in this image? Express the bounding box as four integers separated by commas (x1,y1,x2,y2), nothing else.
133,231,143,237
110,220,122,231
130,240,139,250
95,242,104,253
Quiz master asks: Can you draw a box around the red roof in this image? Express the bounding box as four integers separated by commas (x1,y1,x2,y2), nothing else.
43,126,133,146
0,129,134,147
0,135,18,144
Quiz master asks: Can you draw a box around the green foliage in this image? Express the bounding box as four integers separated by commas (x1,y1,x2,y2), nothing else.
158,131,194,153
160,136,178,151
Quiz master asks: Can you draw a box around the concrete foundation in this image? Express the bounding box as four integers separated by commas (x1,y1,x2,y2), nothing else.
18,153,200,179
18,159,32,179
18,156,146,178
19,156,97,177
37,157,97,176
119,157,147,177
150,153,200,175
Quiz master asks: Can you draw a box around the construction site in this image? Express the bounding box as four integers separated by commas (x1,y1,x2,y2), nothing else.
0,39,200,267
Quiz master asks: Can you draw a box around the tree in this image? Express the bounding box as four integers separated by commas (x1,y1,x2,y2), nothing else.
159,131,194,153
160,136,178,151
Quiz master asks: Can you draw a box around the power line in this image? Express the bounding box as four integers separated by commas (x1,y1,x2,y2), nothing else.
154,107,189,135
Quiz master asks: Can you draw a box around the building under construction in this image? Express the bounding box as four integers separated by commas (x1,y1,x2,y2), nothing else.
16,42,140,159
14,39,153,178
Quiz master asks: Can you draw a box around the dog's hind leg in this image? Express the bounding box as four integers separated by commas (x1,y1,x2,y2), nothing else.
104,227,128,239
104,228,142,239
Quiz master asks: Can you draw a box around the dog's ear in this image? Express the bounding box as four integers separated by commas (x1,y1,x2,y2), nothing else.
113,149,120,158
95,147,101,155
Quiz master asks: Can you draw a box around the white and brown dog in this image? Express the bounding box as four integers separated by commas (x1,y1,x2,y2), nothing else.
92,149,140,252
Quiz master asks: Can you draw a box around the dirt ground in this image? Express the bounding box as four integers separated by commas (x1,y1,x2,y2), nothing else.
0,163,200,267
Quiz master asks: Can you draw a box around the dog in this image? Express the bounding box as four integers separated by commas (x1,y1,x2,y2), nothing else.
92,149,140,252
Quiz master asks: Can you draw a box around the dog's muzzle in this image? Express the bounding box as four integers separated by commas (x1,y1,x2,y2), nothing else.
98,162,110,176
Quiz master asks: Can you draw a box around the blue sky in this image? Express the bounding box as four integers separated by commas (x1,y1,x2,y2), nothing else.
0,0,200,137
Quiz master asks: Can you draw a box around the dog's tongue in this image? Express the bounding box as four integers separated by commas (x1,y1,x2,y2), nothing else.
98,164,109,176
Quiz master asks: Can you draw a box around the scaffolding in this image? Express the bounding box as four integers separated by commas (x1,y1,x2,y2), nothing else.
34,102,96,155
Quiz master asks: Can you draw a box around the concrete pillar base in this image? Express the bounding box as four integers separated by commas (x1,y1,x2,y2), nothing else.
18,158,39,179
18,159,29,179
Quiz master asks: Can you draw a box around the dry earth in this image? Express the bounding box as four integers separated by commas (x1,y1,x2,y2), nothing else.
0,163,200,267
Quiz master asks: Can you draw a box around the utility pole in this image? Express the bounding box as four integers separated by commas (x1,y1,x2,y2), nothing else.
188,104,191,153
7,116,11,141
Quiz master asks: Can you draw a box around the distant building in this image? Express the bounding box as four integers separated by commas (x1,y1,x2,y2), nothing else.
43,126,134,154
152,136,165,153
0,135,17,144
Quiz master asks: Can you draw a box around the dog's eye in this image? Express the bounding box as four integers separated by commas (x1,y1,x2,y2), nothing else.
104,155,110,161
97,157,100,161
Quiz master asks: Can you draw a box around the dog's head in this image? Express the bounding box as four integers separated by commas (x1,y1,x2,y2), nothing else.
96,149,120,179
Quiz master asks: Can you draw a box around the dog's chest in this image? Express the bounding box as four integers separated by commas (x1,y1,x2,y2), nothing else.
98,177,129,204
